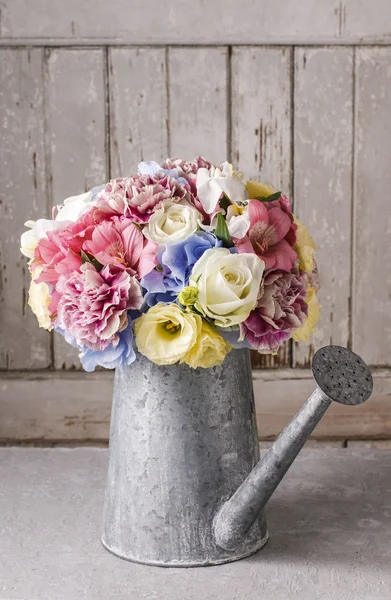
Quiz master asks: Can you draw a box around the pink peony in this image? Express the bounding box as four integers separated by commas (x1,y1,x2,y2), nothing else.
84,217,157,279
94,173,189,224
240,269,308,354
236,196,297,272
56,263,142,351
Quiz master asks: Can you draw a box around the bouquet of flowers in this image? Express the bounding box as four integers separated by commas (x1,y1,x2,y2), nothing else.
21,157,319,371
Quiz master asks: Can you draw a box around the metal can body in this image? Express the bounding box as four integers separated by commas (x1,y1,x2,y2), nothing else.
102,350,268,567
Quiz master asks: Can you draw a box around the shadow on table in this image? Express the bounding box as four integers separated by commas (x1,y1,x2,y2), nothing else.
245,453,391,566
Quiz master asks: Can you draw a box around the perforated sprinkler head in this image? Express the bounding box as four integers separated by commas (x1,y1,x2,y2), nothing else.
312,345,373,406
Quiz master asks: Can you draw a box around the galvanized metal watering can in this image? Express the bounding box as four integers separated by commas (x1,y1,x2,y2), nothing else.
102,346,373,567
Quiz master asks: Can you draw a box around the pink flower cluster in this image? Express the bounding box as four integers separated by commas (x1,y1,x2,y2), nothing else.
23,155,318,370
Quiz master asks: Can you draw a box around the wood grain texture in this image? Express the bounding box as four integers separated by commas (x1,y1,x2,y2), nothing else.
1,369,390,442
232,46,292,368
45,48,107,369
231,47,292,190
109,48,168,177
168,47,228,165
0,49,51,369
353,48,391,366
1,1,391,44
293,47,353,367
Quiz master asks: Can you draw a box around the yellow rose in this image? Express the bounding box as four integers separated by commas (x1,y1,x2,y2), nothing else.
293,217,316,273
245,180,276,199
293,286,320,343
134,303,201,365
28,269,53,330
182,320,232,369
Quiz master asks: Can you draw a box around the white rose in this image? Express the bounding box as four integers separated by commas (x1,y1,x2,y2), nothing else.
143,200,201,244
189,248,265,327
196,161,247,215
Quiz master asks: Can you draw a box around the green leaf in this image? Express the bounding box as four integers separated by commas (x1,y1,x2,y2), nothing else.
81,250,104,272
214,212,234,248
254,191,282,203
219,193,232,213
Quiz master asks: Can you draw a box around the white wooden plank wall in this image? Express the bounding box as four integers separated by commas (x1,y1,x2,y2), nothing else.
109,48,168,177
168,47,228,165
1,1,391,45
1,43,391,374
293,47,353,367
0,49,51,369
353,48,391,366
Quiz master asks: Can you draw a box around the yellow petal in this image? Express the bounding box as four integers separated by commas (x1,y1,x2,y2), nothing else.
181,320,232,369
245,180,276,199
293,286,320,343
293,217,316,273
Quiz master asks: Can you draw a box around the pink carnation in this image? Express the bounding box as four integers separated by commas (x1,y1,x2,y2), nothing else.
161,156,216,199
161,156,215,175
84,217,157,279
240,269,308,354
56,263,142,351
94,173,188,224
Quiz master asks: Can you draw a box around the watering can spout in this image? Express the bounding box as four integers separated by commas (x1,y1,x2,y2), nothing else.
213,346,373,551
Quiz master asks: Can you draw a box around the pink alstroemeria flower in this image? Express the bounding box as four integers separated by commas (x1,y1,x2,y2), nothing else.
236,197,297,272
84,217,157,279
32,211,98,286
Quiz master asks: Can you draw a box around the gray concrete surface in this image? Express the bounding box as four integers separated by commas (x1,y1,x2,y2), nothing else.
0,447,390,600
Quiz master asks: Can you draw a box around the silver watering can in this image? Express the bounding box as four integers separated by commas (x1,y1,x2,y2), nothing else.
102,345,373,567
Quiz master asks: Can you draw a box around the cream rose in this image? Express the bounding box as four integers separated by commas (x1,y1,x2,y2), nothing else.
189,248,265,327
134,302,201,365
143,200,201,244
28,269,53,330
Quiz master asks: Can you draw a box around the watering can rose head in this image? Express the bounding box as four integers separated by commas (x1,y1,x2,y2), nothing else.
21,156,320,371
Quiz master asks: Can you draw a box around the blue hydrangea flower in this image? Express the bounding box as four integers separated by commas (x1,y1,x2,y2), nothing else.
140,232,223,307
138,160,188,186
55,321,136,372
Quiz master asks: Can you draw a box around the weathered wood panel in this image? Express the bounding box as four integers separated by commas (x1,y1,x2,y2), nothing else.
353,48,391,366
1,369,390,442
232,46,292,368
109,48,168,177
293,47,353,366
0,49,51,369
1,1,391,45
45,48,107,369
168,47,228,165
